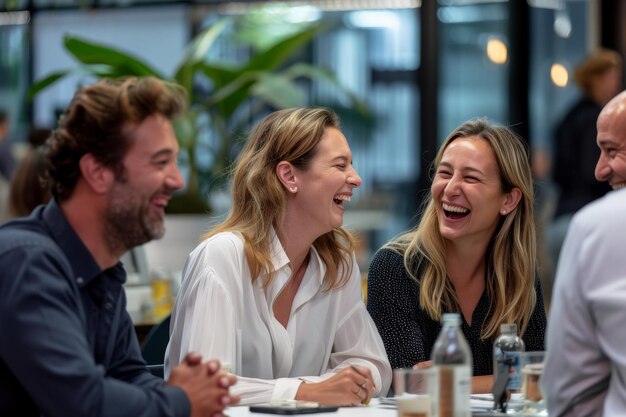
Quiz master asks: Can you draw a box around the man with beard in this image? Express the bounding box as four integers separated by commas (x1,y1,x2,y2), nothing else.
0,77,238,417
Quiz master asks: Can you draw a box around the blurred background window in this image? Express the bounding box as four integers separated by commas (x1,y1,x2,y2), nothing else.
0,16,29,141
1,0,625,292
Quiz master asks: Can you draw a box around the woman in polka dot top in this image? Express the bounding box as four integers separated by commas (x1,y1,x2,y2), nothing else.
367,119,546,394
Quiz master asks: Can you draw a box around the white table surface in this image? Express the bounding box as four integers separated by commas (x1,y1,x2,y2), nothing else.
222,397,547,417
223,399,396,417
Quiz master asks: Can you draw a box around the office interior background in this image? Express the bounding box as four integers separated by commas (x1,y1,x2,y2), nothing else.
1,0,625,309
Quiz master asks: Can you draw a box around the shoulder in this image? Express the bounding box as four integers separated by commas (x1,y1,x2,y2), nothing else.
368,246,420,291
370,246,422,276
183,231,247,282
0,222,74,305
369,247,404,280
191,231,245,258
370,247,404,267
571,190,626,234
0,218,63,260
558,191,626,269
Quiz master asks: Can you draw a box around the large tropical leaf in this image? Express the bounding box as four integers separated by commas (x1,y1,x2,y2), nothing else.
28,69,72,99
202,71,260,109
251,73,305,108
174,19,231,97
27,63,147,100
195,61,241,113
212,23,329,118
197,62,240,90
64,36,164,78
243,23,325,72
281,63,371,116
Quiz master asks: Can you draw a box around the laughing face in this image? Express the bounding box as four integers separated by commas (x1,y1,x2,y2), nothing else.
105,114,184,251
595,93,626,189
432,136,514,246
291,126,362,236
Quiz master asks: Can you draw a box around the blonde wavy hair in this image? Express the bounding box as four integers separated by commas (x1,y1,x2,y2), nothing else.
203,107,356,290
387,119,537,340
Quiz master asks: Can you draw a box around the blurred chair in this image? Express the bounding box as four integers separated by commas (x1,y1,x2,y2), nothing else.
140,314,171,379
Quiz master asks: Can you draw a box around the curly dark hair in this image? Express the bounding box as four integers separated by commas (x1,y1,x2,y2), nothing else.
46,76,187,201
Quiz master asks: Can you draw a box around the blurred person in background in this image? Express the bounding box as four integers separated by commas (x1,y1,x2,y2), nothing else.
367,119,546,394
0,109,16,183
547,49,623,283
0,110,17,221
165,107,392,406
8,128,53,217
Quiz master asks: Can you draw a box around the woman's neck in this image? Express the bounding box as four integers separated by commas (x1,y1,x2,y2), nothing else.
445,239,488,286
445,240,488,326
278,222,314,274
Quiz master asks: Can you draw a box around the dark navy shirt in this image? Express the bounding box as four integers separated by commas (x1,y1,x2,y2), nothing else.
0,201,190,417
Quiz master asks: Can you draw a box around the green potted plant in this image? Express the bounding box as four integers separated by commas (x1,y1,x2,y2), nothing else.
30,12,369,213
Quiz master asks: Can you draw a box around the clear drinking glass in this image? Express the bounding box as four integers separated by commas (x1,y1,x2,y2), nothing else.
521,351,545,415
392,368,435,417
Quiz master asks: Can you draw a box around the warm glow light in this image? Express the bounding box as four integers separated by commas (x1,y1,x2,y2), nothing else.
486,38,507,64
551,63,569,87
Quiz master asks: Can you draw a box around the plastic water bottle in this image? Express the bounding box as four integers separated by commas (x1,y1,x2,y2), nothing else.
493,323,524,392
432,313,472,417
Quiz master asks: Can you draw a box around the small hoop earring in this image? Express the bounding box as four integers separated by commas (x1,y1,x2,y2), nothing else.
289,186,298,193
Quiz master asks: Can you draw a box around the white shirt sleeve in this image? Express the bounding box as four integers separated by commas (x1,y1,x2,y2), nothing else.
318,256,392,396
544,192,626,417
230,376,302,405
168,266,237,370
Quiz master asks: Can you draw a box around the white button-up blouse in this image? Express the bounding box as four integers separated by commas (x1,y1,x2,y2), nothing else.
164,230,391,404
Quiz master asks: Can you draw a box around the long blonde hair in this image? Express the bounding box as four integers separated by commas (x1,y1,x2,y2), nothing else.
388,119,537,339
203,108,355,290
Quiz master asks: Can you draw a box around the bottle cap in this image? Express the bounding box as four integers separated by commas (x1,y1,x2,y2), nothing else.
500,323,518,334
442,312,461,325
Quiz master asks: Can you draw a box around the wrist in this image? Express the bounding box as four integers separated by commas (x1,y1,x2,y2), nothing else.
295,380,313,401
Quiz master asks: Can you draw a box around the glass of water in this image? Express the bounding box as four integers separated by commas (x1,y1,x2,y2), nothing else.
521,351,545,415
392,368,435,417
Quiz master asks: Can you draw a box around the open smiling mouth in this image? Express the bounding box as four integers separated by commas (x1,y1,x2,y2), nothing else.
333,194,351,206
443,203,470,219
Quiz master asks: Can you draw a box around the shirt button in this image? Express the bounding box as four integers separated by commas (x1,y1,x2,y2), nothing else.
76,277,84,285
105,302,113,310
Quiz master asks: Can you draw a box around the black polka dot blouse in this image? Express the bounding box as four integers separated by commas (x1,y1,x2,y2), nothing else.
366,248,546,376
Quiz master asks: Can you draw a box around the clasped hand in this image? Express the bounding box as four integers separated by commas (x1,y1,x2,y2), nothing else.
167,353,239,417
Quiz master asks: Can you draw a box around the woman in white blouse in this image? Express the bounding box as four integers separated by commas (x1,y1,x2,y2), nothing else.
164,108,391,405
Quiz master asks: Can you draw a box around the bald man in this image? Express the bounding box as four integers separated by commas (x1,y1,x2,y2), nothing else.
544,90,626,417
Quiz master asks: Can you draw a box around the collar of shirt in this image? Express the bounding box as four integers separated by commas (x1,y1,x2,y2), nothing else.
265,227,327,304
42,200,125,288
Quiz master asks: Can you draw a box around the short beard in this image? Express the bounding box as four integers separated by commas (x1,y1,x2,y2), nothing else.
105,179,165,254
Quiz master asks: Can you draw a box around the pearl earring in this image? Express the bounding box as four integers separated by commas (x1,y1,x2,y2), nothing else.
289,186,298,193
501,209,507,215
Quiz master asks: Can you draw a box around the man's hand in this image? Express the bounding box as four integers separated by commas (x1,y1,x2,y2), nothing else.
167,353,239,417
295,365,375,406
